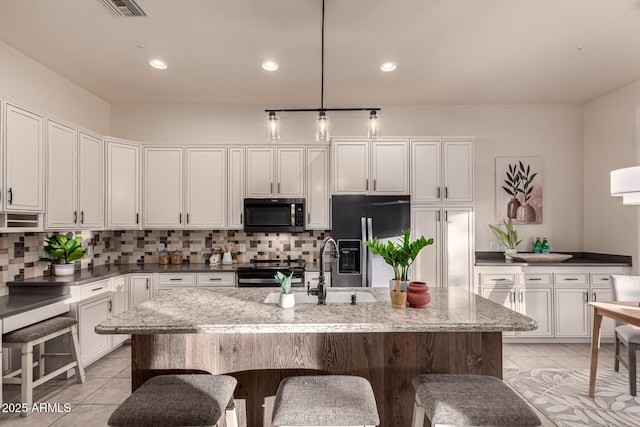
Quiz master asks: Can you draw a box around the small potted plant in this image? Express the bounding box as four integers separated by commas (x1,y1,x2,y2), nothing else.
488,218,522,260
274,271,295,308
365,229,433,308
40,233,86,276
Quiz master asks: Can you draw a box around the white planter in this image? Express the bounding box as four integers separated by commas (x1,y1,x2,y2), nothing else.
52,263,75,276
279,293,295,308
504,249,517,260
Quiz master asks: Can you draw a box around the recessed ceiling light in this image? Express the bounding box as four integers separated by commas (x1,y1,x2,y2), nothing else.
262,60,279,71
380,62,397,72
148,59,168,70
135,42,145,49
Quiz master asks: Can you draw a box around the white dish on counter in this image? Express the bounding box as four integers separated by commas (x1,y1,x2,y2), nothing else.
264,291,377,304
511,253,573,262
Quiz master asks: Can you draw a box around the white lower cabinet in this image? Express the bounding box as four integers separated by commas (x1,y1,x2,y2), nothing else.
130,274,152,307
476,266,629,341
77,293,112,366
112,276,129,346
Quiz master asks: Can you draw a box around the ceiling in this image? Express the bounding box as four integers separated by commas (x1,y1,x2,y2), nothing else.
1,0,640,107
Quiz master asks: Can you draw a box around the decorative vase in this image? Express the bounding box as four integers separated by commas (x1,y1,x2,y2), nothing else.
516,203,536,223
407,281,431,308
52,263,75,276
279,293,295,308
504,248,517,260
506,198,520,219
222,252,233,265
390,290,407,309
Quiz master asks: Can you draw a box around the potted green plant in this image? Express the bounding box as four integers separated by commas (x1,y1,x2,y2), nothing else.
274,271,295,308
40,233,86,276
365,229,434,307
488,218,522,260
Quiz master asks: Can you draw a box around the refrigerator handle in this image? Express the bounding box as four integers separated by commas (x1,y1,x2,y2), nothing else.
361,217,368,287
366,217,373,287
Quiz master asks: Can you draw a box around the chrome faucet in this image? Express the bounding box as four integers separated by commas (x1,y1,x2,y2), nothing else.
308,237,337,305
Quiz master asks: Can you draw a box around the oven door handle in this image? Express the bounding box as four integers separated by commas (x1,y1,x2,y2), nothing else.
237,278,303,284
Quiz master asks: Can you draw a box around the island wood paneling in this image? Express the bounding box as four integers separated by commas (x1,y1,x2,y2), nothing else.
132,331,502,426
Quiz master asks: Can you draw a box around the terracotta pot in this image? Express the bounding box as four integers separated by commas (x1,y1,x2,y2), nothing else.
516,203,536,223
506,198,520,219
407,281,431,308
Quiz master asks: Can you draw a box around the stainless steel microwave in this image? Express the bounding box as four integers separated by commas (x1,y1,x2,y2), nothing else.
243,198,305,233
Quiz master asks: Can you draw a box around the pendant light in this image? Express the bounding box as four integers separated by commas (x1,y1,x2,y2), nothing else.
611,166,640,205
267,111,281,143
265,0,380,143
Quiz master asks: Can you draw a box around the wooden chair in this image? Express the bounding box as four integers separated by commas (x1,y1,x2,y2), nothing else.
611,274,640,395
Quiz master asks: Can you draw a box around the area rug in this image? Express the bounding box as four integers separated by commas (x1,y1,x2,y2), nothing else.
504,368,640,426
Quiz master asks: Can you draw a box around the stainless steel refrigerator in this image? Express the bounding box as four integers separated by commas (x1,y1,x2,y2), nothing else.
330,195,411,287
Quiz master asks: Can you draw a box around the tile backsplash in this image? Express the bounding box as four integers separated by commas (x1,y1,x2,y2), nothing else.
0,229,331,287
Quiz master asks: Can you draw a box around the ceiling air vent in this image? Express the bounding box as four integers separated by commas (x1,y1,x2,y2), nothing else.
98,0,146,17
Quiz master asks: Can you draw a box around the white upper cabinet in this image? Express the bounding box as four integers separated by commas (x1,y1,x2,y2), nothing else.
4,103,44,212
411,138,473,203
143,147,183,228
306,147,330,229
77,131,104,229
443,139,473,202
46,120,77,228
46,124,104,230
332,139,369,194
276,147,305,197
246,146,304,198
228,147,245,229
246,147,275,197
106,140,141,229
186,147,226,229
371,139,409,194
411,139,441,203
333,139,408,195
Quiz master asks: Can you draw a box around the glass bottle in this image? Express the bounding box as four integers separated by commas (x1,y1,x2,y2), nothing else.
534,237,542,254
541,236,549,254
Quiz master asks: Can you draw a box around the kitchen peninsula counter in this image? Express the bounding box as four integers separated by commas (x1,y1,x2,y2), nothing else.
475,251,632,267
96,287,535,425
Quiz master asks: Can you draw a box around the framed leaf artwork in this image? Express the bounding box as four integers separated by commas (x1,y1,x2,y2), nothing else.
495,157,542,224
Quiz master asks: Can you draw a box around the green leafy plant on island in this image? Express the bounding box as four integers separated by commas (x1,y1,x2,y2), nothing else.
488,218,521,250
40,233,86,264
364,229,434,281
274,271,294,294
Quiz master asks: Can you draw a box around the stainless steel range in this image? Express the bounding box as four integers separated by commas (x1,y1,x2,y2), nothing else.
236,259,306,288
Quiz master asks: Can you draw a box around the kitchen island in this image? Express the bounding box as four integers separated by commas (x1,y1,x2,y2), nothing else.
96,287,536,426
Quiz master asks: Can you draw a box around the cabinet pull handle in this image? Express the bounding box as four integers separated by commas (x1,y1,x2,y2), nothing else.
374,179,377,191
565,278,579,281
584,292,589,302
136,213,139,224
308,212,311,223
529,278,542,281
8,188,13,205
170,278,183,281
91,287,103,291
366,179,369,191
187,213,190,224
445,210,448,221
146,278,149,290
511,290,516,303
240,213,243,224
519,291,523,303
81,211,84,224
73,210,78,224
436,210,440,222
493,278,506,281
445,187,448,199
593,292,597,302
271,182,273,193
179,213,182,224
436,187,440,198
108,300,112,312
601,277,609,281
209,278,222,281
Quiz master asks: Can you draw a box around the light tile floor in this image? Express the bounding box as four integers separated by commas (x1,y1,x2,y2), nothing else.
0,342,625,426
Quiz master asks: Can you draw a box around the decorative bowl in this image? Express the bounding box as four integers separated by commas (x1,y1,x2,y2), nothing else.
510,253,573,263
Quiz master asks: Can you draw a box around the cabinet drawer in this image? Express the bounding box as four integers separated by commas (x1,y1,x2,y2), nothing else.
79,280,111,300
518,273,552,285
555,273,588,285
591,274,614,285
197,272,235,287
157,273,196,285
481,274,516,286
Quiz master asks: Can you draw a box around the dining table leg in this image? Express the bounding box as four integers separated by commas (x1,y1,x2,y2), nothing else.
589,309,603,397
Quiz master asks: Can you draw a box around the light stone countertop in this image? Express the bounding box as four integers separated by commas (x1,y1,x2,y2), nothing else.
95,287,537,335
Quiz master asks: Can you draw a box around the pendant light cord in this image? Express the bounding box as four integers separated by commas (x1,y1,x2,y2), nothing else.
320,0,325,112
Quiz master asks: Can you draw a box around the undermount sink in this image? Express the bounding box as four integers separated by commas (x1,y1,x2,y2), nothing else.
264,291,377,304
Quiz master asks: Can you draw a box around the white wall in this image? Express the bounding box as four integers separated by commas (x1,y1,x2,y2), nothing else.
112,103,585,252
584,80,640,271
0,41,110,134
